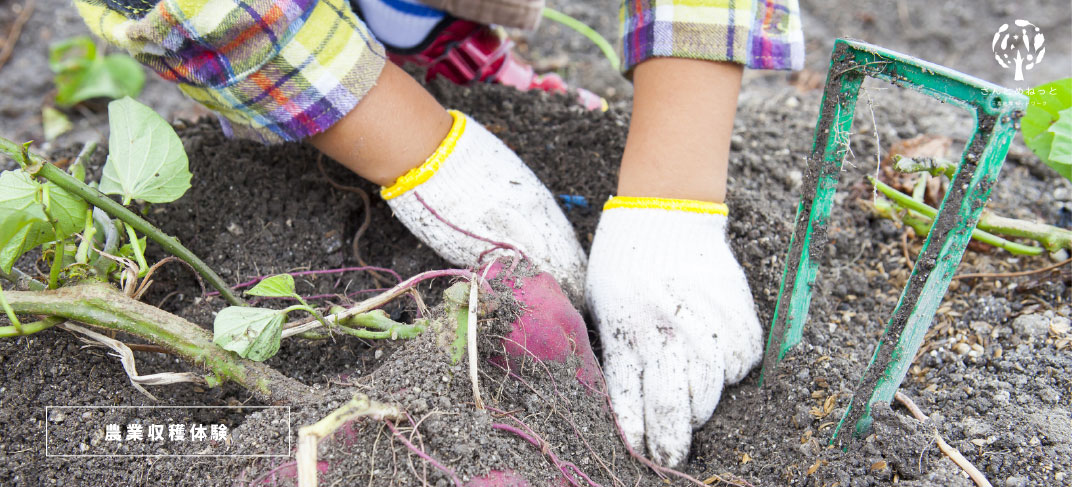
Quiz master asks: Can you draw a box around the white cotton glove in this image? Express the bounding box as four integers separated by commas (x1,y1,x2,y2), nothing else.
382,110,587,298
585,196,764,467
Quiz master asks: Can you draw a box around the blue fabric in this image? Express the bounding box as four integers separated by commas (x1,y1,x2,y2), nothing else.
378,0,443,18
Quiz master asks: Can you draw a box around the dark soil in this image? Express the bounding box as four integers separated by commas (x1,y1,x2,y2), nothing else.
2,0,1071,486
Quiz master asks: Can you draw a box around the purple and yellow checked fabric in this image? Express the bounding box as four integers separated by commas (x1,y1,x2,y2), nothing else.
75,0,386,142
620,0,804,74
74,0,801,143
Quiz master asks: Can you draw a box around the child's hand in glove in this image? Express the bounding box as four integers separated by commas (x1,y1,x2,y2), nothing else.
381,110,587,300
310,64,585,298
585,196,763,467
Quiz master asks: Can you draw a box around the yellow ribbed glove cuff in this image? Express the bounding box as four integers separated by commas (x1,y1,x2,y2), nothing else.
603,196,729,216
381,110,467,200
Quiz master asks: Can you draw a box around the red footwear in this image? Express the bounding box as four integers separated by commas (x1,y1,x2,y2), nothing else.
388,19,607,111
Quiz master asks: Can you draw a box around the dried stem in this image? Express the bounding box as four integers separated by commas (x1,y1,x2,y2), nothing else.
296,393,403,487
894,391,992,487
954,256,1071,280
0,0,35,72
62,321,205,400
468,266,496,409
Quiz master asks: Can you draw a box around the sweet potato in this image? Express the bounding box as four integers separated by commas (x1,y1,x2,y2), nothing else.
483,260,603,391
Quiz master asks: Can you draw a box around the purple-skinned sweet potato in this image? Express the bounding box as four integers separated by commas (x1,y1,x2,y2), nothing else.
482,260,603,392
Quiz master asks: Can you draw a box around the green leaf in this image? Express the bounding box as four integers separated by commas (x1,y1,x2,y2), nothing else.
212,307,285,361
1047,109,1072,180
0,173,53,240
42,107,73,141
0,171,48,221
101,55,145,100
41,181,88,238
0,210,48,273
0,169,88,272
246,274,297,298
99,97,192,204
117,235,147,259
49,36,144,107
49,36,96,73
1022,78,1072,181
0,169,87,234
57,63,125,107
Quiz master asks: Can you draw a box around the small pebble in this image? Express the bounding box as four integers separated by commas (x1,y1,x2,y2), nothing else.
1012,314,1050,338
1004,475,1028,487
322,234,343,254
788,169,803,188
730,134,745,151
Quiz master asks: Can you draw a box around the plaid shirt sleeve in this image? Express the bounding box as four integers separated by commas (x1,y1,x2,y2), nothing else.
619,0,804,74
74,0,386,143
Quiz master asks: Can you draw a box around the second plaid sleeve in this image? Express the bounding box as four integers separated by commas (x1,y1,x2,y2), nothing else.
619,0,804,74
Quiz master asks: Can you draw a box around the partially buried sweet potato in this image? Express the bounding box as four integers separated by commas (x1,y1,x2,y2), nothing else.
482,259,603,393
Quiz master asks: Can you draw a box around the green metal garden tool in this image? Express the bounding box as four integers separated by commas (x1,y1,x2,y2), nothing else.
759,38,1028,441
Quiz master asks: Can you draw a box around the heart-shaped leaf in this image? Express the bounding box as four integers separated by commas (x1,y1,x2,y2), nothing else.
212,307,285,361
50,36,144,107
0,171,48,221
99,97,191,204
0,171,88,239
1045,108,1072,180
0,210,48,273
246,274,298,298
1023,78,1072,181
41,181,88,238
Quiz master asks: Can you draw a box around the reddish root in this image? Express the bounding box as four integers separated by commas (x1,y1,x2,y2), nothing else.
385,418,464,487
414,191,528,264
488,413,601,487
495,334,708,486
594,367,711,487
486,347,623,487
